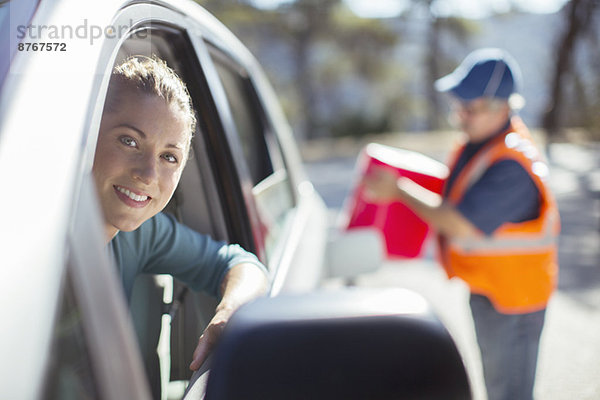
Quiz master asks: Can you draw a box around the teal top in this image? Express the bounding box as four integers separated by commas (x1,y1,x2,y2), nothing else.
109,212,265,301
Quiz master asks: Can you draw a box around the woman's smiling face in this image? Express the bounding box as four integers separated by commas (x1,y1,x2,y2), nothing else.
93,90,189,241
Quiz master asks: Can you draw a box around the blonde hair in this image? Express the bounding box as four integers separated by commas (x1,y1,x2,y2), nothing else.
105,55,197,143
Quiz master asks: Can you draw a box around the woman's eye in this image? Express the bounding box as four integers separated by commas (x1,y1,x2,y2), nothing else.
119,136,137,147
162,153,178,164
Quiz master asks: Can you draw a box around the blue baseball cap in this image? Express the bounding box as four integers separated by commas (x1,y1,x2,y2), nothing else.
434,48,522,101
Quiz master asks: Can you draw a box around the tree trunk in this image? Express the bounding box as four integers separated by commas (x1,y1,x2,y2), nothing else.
424,15,442,131
541,0,596,138
294,27,319,139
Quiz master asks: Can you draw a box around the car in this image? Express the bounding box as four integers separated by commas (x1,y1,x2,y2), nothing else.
0,1,469,399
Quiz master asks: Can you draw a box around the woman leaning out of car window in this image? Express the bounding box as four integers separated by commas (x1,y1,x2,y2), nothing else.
92,55,269,371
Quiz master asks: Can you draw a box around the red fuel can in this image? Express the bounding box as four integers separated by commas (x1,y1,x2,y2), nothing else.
343,143,448,259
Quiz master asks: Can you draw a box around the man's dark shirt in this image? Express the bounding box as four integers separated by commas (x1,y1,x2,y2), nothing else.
444,120,540,236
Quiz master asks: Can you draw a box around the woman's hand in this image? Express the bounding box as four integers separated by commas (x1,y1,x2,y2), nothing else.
189,304,234,371
189,263,269,371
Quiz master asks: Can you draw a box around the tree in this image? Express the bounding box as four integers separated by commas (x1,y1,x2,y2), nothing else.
542,0,599,138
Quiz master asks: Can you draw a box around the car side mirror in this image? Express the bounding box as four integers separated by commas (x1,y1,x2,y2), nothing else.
325,227,385,280
203,288,471,400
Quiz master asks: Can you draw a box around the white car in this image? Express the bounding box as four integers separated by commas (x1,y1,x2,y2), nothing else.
0,1,468,399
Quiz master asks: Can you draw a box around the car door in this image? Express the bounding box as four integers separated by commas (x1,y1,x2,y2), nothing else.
0,0,160,398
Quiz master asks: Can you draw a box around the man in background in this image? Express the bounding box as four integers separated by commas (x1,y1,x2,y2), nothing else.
364,48,560,400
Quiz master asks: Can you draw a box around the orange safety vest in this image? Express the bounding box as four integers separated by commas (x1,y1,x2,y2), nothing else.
440,117,560,314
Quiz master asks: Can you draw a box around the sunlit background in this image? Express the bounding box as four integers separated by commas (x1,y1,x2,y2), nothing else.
198,0,597,143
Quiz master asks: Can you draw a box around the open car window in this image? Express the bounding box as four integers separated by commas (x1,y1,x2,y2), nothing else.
208,47,296,264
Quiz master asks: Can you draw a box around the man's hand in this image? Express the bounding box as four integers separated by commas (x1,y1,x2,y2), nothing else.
362,167,401,203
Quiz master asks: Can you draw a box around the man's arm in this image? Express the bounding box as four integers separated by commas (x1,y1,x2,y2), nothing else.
189,262,269,370
362,168,480,239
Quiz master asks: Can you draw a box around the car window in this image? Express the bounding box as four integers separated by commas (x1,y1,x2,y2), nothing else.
42,269,100,400
208,49,296,262
211,55,273,185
